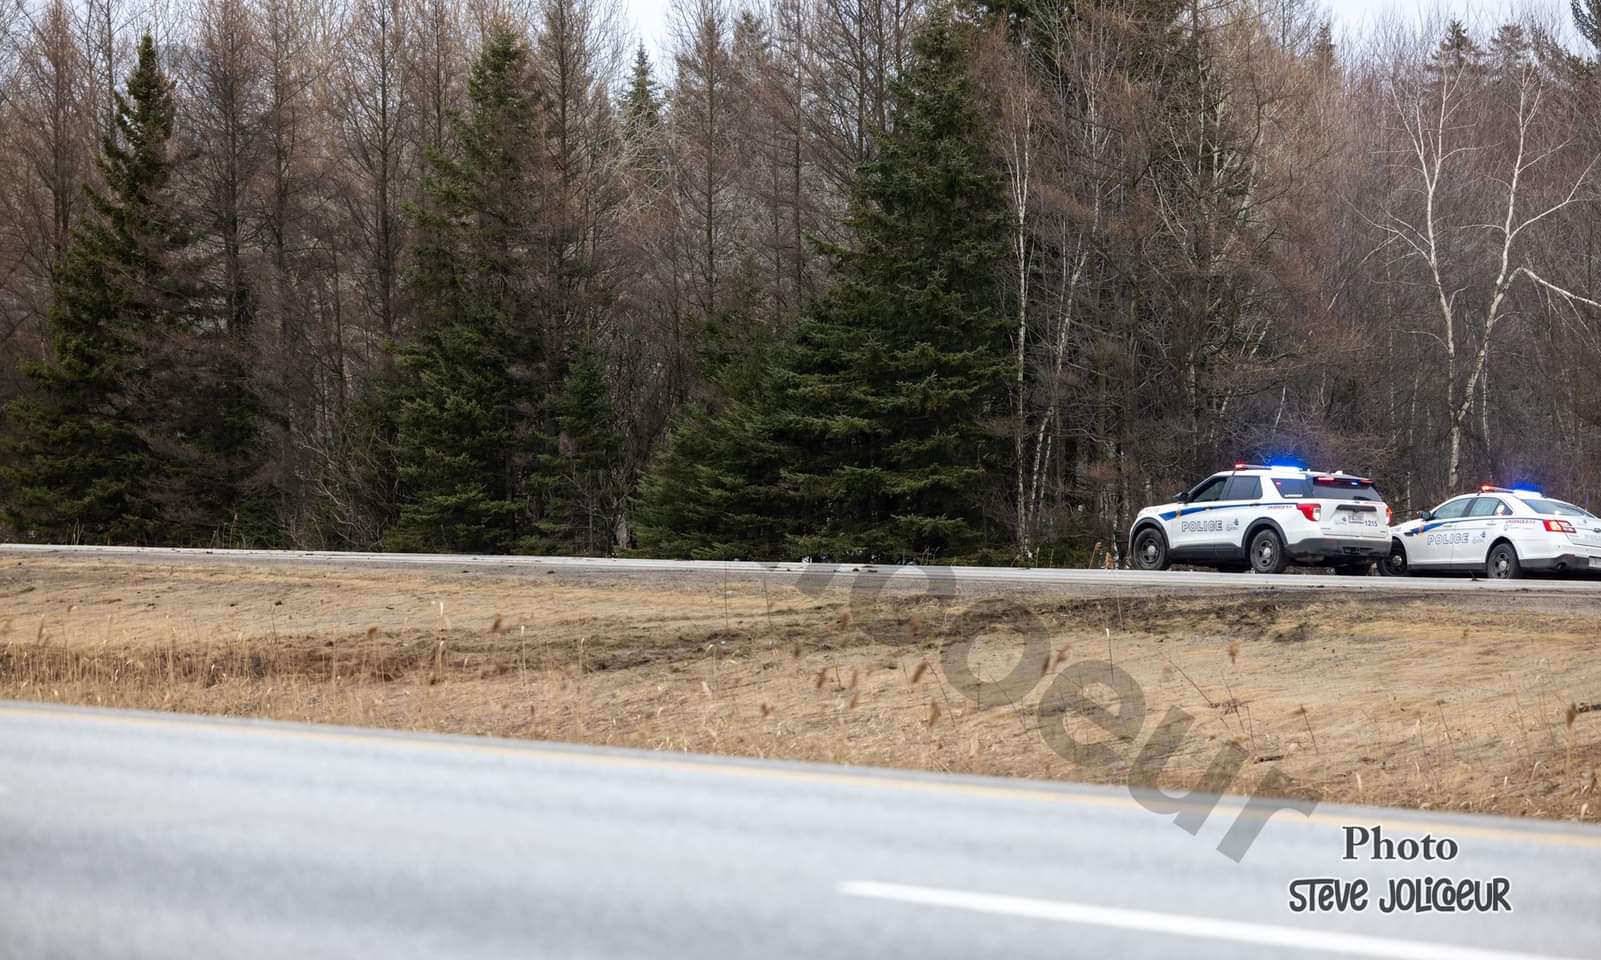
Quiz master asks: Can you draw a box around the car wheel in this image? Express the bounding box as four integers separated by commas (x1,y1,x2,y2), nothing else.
1486,542,1521,580
1378,541,1409,577
1248,529,1288,575
1132,528,1169,571
1332,562,1372,576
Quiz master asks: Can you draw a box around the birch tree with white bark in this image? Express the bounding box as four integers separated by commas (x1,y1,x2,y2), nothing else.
1373,24,1601,489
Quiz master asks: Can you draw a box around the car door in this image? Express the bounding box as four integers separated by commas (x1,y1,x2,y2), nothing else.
1168,475,1228,556
1217,474,1263,553
1407,496,1472,568
1452,496,1509,566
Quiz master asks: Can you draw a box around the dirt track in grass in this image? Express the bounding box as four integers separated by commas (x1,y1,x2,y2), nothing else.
4,557,1600,822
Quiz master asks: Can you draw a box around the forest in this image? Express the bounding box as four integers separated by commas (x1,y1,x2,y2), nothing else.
1,0,1599,563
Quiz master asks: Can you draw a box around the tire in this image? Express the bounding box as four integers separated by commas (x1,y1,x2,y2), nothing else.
1378,541,1409,577
1248,528,1288,575
1486,542,1522,580
1131,527,1170,571
1333,562,1372,576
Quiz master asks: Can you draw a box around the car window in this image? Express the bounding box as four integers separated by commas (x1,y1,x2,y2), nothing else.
1271,476,1311,498
1524,498,1595,518
1468,497,1504,517
1188,477,1227,503
1431,498,1471,520
1223,476,1261,501
1312,477,1384,502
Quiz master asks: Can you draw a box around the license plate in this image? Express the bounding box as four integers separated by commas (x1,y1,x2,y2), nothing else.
1342,513,1378,528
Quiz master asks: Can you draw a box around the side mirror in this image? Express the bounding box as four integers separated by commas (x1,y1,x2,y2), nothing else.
1172,491,1189,504
1418,509,1434,521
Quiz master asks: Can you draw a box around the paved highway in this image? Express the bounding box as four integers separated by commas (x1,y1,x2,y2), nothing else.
2,701,1597,959
6,543,1601,596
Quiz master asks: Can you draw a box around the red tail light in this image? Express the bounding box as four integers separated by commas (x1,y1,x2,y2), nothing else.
1544,519,1576,534
1296,503,1321,522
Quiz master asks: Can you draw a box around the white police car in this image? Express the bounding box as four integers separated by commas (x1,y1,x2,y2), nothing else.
1128,463,1393,574
1380,486,1601,579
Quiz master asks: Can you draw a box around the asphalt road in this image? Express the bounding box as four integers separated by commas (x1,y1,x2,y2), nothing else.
2,701,1598,960
5,543,1601,596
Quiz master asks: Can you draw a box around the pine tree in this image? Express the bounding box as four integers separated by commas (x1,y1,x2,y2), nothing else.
385,27,543,553
526,342,626,554
0,35,186,543
770,11,1012,563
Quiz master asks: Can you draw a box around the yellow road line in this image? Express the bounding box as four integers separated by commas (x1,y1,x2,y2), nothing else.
4,702,1599,851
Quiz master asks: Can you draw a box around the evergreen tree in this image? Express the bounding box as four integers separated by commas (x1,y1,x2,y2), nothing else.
622,44,662,142
632,381,793,560
620,44,667,188
385,27,544,553
770,10,1012,562
1434,20,1481,71
1313,21,1336,72
636,11,1013,563
526,342,627,554
0,35,186,543
633,293,791,560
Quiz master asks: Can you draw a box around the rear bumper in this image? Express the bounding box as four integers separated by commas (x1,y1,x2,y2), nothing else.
1288,536,1389,562
1520,552,1598,572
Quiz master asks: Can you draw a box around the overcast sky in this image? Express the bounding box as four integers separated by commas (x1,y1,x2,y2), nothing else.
619,0,1559,71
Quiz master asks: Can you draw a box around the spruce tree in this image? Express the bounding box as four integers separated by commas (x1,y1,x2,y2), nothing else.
1435,20,1480,70
771,11,1012,563
632,387,793,560
526,342,627,554
0,35,185,543
633,296,792,560
622,44,662,143
385,28,543,553
635,12,1012,563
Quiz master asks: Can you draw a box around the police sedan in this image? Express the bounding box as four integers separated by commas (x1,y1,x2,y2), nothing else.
1380,486,1601,579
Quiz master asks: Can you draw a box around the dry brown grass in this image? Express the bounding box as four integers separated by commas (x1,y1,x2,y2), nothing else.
4,558,1600,821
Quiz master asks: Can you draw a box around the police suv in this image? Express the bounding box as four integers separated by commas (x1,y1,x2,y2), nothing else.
1380,486,1601,579
1128,463,1392,574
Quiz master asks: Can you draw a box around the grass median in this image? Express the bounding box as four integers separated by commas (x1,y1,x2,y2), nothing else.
3,557,1598,822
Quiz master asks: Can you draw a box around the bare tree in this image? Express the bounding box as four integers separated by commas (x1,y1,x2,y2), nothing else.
329,0,411,350
406,0,463,153
1373,21,1601,488
668,0,735,325
0,0,92,357
185,0,266,333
